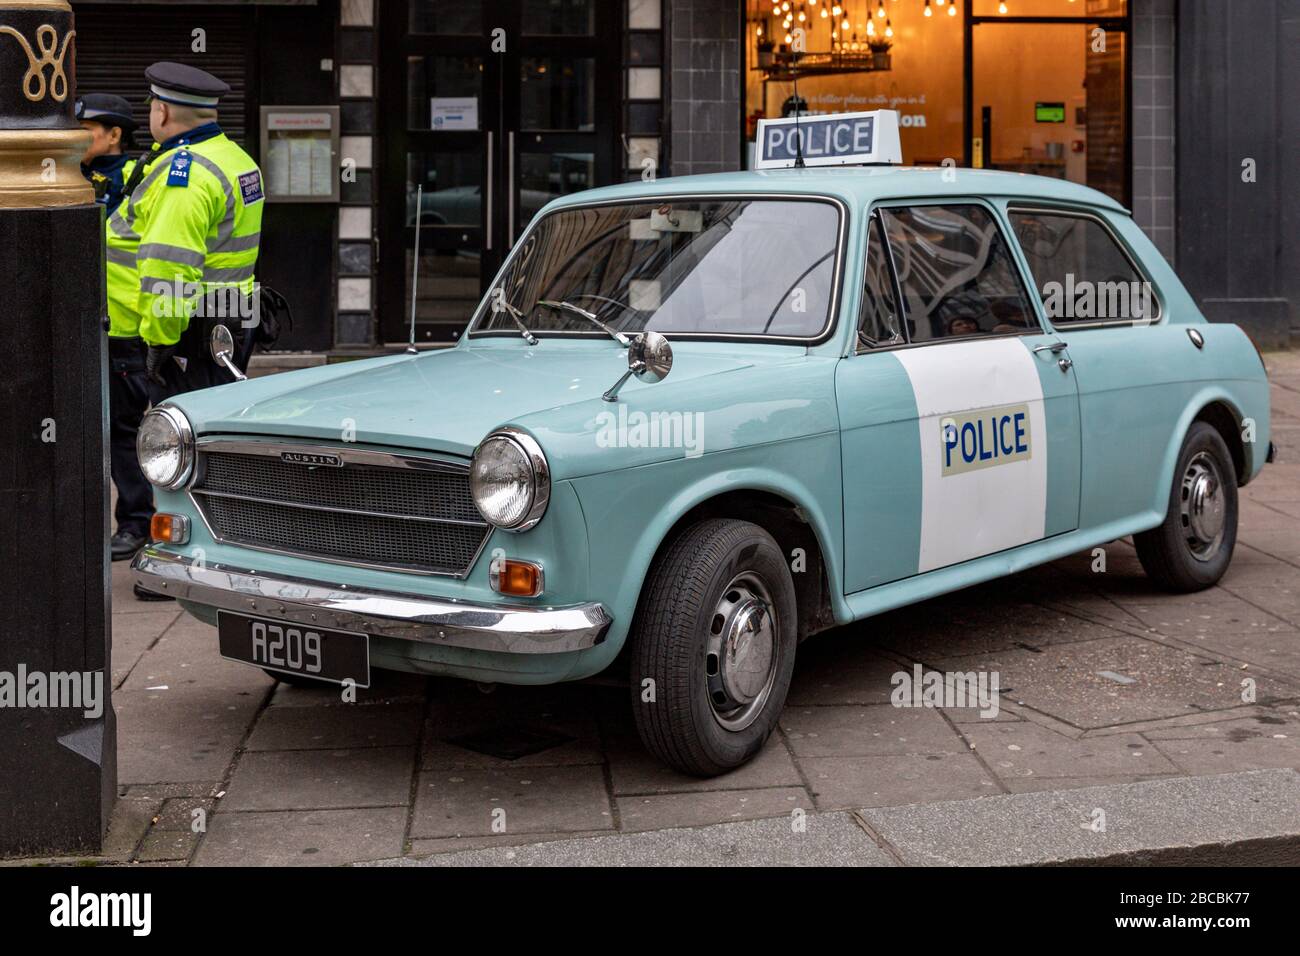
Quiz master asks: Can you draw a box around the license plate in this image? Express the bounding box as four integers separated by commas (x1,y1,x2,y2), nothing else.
217,611,370,688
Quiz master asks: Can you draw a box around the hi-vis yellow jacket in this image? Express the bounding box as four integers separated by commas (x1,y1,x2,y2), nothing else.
105,126,264,345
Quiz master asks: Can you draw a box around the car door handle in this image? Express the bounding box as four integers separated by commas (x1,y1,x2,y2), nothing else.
1032,341,1069,354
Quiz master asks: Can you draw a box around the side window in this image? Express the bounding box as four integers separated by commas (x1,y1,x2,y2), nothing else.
1009,211,1157,325
857,214,903,349
880,204,1039,344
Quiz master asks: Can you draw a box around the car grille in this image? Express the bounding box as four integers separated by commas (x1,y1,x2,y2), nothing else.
192,448,490,576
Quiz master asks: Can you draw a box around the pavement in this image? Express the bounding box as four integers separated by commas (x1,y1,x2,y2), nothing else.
7,351,1299,867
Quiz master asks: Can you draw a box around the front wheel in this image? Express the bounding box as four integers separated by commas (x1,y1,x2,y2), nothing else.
1134,421,1239,592
629,519,797,776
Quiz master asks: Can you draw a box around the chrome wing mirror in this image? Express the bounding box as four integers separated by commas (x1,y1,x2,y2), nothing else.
602,331,672,403
210,324,247,382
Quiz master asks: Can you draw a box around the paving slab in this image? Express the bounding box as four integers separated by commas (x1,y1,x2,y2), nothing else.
410,765,613,839
375,812,894,867
800,752,999,810
961,722,1180,782
115,685,265,785
421,681,606,770
932,635,1299,729
616,786,810,832
246,701,424,751
222,746,415,811
193,808,408,866
111,609,179,688
605,723,803,795
267,668,428,706
780,704,969,758
784,634,903,706
1144,711,1300,775
860,769,1300,866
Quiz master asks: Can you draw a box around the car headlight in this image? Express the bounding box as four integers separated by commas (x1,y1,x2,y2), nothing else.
470,427,550,531
137,406,195,490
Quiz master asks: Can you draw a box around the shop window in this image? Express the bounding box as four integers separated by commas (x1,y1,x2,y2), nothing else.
744,0,964,167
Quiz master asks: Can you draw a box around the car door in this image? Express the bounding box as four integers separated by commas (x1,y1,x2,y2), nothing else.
837,201,1082,593
1005,206,1183,532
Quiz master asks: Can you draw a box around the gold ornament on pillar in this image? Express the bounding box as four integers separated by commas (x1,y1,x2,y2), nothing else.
0,22,76,102
0,0,92,208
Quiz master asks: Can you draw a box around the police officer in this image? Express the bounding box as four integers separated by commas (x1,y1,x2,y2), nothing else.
81,92,157,566
77,93,137,216
106,62,264,398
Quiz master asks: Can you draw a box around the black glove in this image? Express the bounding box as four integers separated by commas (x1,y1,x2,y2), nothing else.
145,344,176,386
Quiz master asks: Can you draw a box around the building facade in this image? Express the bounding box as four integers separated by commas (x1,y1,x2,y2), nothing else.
72,0,1297,352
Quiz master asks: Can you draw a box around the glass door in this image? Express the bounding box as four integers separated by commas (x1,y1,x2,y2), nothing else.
971,14,1128,204
380,0,620,344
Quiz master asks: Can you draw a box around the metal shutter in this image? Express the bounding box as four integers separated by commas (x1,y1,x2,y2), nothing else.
72,4,255,148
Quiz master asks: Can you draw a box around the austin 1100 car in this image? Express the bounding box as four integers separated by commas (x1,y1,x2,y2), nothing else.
134,112,1272,775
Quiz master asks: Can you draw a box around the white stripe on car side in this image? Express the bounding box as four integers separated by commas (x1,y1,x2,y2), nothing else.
894,338,1048,574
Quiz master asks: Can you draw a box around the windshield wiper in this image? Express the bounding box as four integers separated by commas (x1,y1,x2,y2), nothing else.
492,293,538,345
537,299,632,347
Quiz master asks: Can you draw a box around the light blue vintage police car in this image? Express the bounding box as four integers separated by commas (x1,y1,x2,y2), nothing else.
134,112,1272,775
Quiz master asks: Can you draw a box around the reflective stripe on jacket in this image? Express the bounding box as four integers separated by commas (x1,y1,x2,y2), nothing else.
106,132,263,346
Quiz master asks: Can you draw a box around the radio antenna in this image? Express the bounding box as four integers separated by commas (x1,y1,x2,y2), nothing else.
407,183,423,354
793,55,805,168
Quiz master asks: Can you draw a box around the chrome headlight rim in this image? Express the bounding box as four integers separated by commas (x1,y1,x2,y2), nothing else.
471,426,550,532
137,405,195,491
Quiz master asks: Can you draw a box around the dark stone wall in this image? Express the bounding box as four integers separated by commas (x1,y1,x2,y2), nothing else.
666,0,742,176
1177,0,1299,348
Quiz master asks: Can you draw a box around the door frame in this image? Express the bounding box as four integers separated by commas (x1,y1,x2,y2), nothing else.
376,0,623,345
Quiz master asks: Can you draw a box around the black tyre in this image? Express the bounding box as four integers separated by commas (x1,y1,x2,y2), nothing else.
629,519,798,776
1134,421,1239,592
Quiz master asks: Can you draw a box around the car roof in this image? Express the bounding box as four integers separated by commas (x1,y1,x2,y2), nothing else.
546,165,1129,216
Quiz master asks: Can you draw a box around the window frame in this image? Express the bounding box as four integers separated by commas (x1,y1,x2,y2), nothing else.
854,209,908,353
465,192,850,345
1005,204,1164,330
853,198,1047,354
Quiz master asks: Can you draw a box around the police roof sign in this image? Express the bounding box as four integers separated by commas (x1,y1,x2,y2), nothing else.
755,110,903,169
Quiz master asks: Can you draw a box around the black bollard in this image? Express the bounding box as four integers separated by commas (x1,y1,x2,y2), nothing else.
0,0,115,856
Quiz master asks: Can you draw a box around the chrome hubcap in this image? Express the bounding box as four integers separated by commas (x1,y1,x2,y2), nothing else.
1180,451,1225,561
705,572,778,732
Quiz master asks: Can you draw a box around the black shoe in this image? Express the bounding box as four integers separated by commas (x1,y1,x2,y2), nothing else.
111,530,147,561
133,582,174,602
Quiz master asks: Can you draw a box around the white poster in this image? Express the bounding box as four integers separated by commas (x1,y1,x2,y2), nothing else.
431,97,478,131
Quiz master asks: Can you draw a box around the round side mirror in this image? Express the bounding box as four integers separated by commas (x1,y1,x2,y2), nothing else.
629,331,673,384
210,323,236,364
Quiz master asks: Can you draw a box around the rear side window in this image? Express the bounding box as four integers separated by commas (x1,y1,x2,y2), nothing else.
880,204,1039,344
1009,211,1158,325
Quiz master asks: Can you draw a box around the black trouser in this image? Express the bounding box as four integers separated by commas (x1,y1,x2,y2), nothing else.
108,336,162,538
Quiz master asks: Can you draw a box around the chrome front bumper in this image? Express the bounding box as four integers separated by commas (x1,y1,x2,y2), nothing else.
131,548,611,654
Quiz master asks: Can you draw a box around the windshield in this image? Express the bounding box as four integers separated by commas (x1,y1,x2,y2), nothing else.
471,197,843,339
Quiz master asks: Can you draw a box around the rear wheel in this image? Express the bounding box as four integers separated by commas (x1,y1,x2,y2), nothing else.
1134,421,1239,592
629,519,797,776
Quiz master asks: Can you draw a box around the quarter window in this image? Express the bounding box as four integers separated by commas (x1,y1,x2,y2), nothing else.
857,215,903,349
1009,211,1157,325
879,205,1039,344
